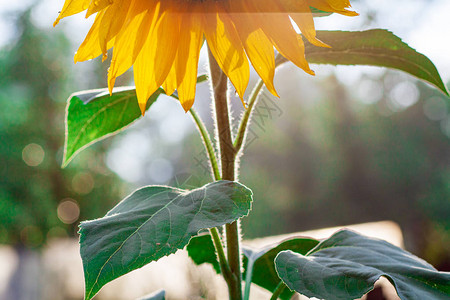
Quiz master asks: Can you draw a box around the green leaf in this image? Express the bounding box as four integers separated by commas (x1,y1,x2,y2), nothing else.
79,180,252,300
63,74,209,167
137,290,165,300
186,233,221,274
275,230,450,300
186,234,319,300
243,238,319,300
292,30,449,96
63,87,161,167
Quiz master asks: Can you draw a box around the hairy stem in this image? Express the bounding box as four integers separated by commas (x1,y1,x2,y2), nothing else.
270,281,287,300
208,48,242,300
189,108,221,181
188,108,233,281
234,78,264,152
210,227,232,277
235,53,282,154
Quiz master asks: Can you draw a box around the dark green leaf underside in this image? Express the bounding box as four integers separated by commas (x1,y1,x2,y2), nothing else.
297,29,449,96
80,180,252,300
243,238,319,300
186,234,221,274
275,230,450,300
187,234,318,299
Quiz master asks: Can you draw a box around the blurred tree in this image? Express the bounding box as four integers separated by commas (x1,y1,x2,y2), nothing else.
157,68,449,273
0,9,125,248
232,70,450,270
0,9,125,298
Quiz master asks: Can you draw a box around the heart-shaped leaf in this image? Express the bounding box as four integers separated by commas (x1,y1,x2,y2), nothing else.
275,230,450,300
63,74,208,167
277,30,449,97
243,238,319,300
80,180,252,300
186,234,319,299
63,87,160,167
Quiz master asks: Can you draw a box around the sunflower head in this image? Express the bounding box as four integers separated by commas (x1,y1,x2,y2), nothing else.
54,0,357,113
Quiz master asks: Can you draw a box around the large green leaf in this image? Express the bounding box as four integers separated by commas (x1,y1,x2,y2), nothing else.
186,233,221,274
277,30,449,96
63,87,161,167
79,180,252,300
186,234,318,299
275,230,450,300
63,74,208,167
243,238,319,300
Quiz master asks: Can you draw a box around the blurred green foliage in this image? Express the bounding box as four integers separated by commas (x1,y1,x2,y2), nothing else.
179,70,450,270
0,10,124,248
237,73,450,269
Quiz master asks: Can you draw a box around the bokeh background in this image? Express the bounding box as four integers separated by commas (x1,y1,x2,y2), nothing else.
0,0,449,299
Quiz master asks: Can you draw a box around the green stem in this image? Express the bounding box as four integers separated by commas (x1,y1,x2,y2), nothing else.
243,260,255,300
270,281,287,300
237,54,284,300
208,48,242,300
188,110,232,282
233,78,264,152
189,108,221,181
235,53,282,153
210,227,232,278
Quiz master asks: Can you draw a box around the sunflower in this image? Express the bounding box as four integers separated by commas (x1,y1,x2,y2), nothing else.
54,0,356,113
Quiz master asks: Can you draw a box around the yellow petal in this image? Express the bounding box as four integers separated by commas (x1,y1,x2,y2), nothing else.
53,0,90,26
74,9,114,62
86,0,113,18
134,3,181,114
176,5,204,112
327,0,352,10
161,2,191,97
162,65,177,96
108,0,160,93
250,0,313,75
307,0,358,16
204,2,249,102
98,0,132,58
280,0,330,48
228,0,278,97
57,0,357,113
